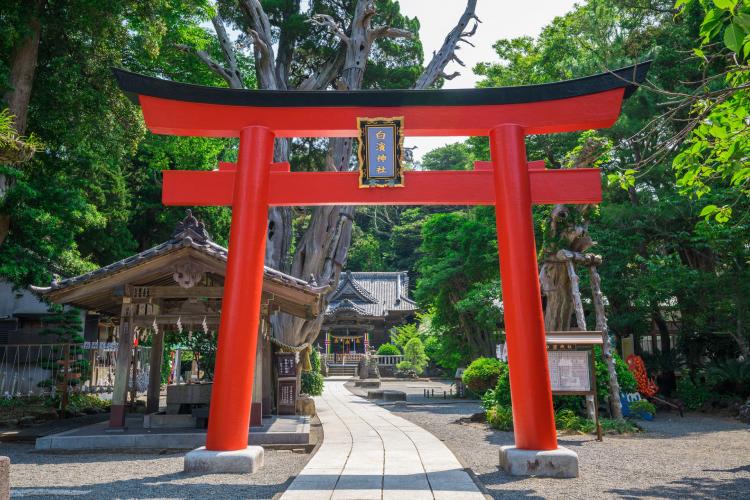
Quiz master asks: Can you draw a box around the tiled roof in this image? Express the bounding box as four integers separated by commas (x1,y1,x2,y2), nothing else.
34,210,318,294
325,271,418,318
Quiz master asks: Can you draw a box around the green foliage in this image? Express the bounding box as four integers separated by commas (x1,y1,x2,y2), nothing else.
165,329,217,381
592,346,638,401
0,107,39,163
60,393,111,413
486,405,639,434
481,362,512,409
39,308,84,343
390,323,419,353
629,399,657,416
416,207,502,363
705,358,750,397
396,337,428,375
671,0,750,221
463,357,503,395
302,349,324,396
376,343,401,355
301,372,324,396
676,376,711,410
486,405,514,431
420,142,473,171
309,347,322,373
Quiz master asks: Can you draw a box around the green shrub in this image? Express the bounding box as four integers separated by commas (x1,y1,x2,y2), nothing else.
463,357,503,394
676,376,710,410
396,337,429,375
484,403,640,434
301,372,324,395
309,348,322,373
629,399,656,416
706,359,750,398
481,362,511,409
486,404,514,431
593,346,637,401
301,349,324,396
376,343,401,356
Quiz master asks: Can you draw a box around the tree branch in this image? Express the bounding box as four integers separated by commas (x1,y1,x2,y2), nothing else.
309,14,350,43
414,0,479,89
367,25,413,43
211,15,243,89
238,0,278,89
297,46,346,90
174,43,240,89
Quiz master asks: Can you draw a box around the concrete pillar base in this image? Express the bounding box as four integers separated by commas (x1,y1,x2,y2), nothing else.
0,456,9,500
499,445,578,478
184,446,264,474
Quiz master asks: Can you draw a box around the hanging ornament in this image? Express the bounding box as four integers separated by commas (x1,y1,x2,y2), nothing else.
152,319,159,336
176,316,183,335
202,316,209,335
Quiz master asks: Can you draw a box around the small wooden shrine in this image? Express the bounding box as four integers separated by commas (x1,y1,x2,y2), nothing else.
33,211,325,428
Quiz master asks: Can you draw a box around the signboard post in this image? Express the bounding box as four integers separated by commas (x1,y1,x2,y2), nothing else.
546,331,604,441
275,352,298,415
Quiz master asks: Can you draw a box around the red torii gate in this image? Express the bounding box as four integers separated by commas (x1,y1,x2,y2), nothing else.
114,62,648,461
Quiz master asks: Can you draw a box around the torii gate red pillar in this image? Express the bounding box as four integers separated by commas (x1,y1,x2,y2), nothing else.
113,61,649,475
205,126,274,450
491,124,556,449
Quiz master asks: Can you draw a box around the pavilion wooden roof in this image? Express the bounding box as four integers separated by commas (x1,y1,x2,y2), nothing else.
32,211,326,319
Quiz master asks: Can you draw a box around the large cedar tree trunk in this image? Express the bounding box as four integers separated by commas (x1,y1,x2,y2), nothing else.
183,0,479,347
0,0,45,245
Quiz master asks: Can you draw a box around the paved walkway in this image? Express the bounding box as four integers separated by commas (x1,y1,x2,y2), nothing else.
281,379,485,500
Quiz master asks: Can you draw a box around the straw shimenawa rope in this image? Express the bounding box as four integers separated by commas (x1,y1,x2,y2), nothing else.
270,337,312,371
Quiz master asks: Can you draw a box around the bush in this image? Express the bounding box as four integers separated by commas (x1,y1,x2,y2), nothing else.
481,362,511,409
302,349,324,396
486,405,513,431
376,343,401,356
309,347,322,373
463,357,502,394
301,372,324,395
676,376,710,410
629,399,656,416
593,346,637,401
706,359,750,398
396,337,428,375
484,403,640,434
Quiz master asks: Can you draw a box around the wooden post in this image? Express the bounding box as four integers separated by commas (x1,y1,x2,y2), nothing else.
590,264,624,420
146,326,164,414
109,297,134,429
60,343,70,416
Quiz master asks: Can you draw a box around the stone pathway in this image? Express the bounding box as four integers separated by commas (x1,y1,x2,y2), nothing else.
281,379,485,500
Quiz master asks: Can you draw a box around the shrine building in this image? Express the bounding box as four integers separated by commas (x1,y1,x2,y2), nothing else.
320,271,417,362
33,211,325,428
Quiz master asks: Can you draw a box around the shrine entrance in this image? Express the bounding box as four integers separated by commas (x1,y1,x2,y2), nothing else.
114,61,649,475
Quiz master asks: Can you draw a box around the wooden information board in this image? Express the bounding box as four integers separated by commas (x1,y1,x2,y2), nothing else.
548,350,591,393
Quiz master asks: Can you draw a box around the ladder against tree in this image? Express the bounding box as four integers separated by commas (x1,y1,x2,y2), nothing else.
113,62,649,460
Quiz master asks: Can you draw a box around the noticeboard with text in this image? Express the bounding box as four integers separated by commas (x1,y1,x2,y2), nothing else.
547,350,591,392
357,117,405,188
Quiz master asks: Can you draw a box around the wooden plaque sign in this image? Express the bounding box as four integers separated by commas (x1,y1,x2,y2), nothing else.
276,353,297,378
357,117,404,188
277,379,296,415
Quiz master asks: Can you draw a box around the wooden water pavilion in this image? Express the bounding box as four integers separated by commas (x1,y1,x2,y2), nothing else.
33,211,325,428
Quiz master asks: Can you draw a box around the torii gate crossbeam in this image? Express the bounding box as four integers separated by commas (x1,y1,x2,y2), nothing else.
113,62,649,471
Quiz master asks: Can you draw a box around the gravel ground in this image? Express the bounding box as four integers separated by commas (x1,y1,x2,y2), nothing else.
5,420,322,499
387,400,750,499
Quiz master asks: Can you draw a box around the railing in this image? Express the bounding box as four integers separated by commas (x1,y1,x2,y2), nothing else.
374,355,403,366
320,353,404,366
0,343,151,398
